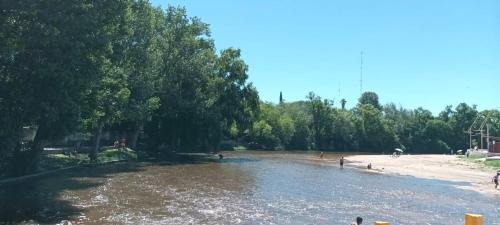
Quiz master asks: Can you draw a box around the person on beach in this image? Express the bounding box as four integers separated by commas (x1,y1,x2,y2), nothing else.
493,172,499,189
320,152,324,159
340,156,344,168
350,217,363,225
367,163,372,169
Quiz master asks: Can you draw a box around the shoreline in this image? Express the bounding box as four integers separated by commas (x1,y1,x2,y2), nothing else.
345,154,499,196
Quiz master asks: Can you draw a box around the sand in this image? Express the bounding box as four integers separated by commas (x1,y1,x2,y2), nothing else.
345,154,499,196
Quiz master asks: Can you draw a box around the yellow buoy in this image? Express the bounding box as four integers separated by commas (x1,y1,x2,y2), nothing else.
465,214,483,225
374,222,390,225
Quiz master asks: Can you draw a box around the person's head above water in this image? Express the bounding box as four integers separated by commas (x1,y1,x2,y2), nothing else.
356,217,363,224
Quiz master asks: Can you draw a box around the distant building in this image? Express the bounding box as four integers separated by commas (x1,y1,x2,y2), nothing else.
489,139,500,153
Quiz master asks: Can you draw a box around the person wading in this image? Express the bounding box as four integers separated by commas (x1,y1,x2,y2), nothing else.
493,172,499,189
340,156,345,168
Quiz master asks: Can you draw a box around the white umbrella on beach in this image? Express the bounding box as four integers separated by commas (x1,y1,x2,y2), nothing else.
395,148,403,153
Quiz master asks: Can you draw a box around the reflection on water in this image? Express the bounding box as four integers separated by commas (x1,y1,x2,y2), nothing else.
0,151,498,224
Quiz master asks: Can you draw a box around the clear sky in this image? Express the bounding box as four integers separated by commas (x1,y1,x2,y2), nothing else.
151,0,500,114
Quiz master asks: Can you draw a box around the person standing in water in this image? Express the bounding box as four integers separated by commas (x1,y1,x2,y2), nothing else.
340,156,344,168
319,152,324,159
493,172,499,189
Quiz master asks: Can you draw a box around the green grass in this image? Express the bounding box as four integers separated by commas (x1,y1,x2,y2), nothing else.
460,155,500,171
97,148,138,163
39,153,89,171
485,160,500,170
233,146,248,151
39,148,137,171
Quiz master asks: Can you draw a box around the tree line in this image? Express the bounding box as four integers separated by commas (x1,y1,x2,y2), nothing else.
0,0,258,175
242,91,500,153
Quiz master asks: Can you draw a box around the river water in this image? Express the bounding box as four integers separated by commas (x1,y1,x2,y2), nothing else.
0,151,498,225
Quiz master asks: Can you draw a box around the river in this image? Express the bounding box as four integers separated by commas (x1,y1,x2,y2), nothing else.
0,151,498,224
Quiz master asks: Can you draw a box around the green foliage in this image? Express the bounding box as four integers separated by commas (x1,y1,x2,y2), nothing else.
358,91,382,110
248,103,295,149
244,93,498,154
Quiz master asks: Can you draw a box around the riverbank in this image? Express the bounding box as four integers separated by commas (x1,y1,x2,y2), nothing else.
345,154,499,196
0,148,138,185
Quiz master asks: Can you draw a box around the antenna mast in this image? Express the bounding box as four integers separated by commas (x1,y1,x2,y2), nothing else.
338,82,341,98
360,51,363,94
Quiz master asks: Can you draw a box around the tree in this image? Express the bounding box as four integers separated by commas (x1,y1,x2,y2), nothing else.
124,1,165,149
424,119,452,153
1,0,135,173
81,0,134,160
340,98,347,110
306,92,334,150
448,103,478,150
279,91,284,104
358,91,382,110
149,7,258,153
354,104,397,151
248,102,295,149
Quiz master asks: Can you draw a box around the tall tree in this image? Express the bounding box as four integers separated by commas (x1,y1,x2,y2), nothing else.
340,98,347,110
358,91,382,110
82,0,134,160
124,1,164,149
1,0,134,173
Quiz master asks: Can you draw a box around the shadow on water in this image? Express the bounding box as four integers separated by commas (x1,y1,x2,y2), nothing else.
0,154,223,224
0,163,142,224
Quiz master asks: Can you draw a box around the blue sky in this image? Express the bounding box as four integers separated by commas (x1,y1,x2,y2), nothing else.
151,0,500,114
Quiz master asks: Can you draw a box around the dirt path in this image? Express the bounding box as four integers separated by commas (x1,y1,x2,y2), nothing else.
345,154,499,196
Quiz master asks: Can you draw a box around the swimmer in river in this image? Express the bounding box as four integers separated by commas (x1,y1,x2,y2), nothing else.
319,152,324,159
350,217,363,225
340,156,344,168
218,154,224,160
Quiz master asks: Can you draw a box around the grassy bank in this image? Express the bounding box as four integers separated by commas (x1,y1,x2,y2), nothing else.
461,155,500,171
38,148,138,172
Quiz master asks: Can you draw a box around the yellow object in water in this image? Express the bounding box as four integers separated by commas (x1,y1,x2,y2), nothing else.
374,222,390,225
465,214,483,225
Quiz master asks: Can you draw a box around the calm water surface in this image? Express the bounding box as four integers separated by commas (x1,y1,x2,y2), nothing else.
0,151,499,224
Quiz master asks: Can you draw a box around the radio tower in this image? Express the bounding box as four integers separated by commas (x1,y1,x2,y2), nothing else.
360,51,363,95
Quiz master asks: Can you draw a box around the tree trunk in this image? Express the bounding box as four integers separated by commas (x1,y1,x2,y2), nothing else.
91,121,104,161
130,122,143,150
26,124,48,174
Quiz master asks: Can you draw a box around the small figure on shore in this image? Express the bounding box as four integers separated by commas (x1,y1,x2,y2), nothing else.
319,152,324,159
466,150,470,158
218,154,224,160
113,140,120,149
493,172,499,189
367,163,372,169
350,217,363,225
120,138,127,150
340,156,344,168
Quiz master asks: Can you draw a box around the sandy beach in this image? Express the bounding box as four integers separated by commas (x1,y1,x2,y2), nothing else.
344,154,499,196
